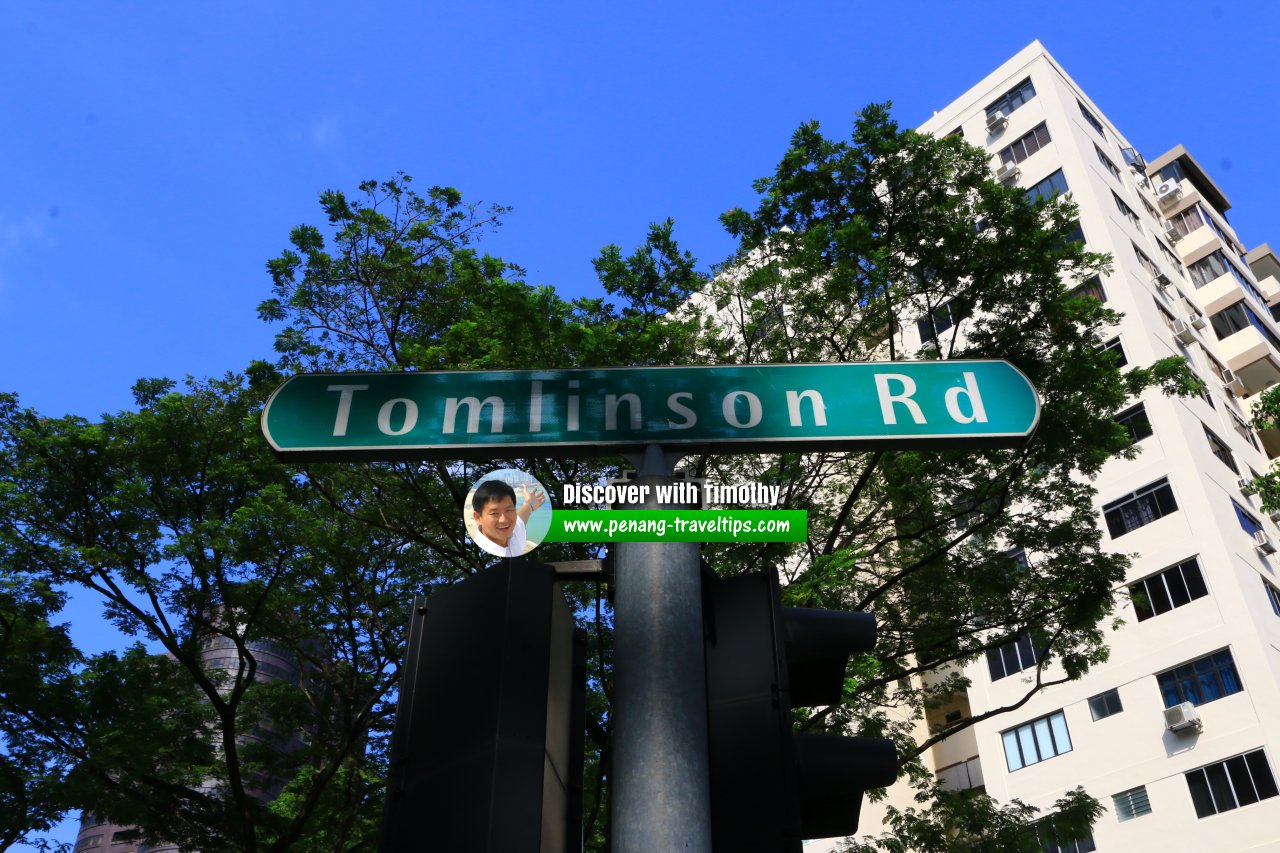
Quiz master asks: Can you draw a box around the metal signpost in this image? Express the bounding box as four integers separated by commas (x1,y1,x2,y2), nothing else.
263,360,1042,853
261,361,1040,460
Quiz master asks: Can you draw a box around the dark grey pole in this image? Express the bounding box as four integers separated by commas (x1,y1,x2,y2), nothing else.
611,445,712,853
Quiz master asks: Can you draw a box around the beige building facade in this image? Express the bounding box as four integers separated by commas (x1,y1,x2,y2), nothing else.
813,41,1280,852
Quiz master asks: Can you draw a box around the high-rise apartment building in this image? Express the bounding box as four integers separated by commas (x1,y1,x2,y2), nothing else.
71,635,302,853
812,40,1280,853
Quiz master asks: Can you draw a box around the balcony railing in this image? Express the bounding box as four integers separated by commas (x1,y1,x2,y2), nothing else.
1193,270,1252,317
1175,224,1220,265
1258,275,1280,307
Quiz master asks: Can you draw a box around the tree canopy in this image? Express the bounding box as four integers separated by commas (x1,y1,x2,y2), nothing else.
0,108,1198,851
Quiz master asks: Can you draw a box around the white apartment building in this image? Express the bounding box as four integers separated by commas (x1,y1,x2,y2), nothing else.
812,41,1280,853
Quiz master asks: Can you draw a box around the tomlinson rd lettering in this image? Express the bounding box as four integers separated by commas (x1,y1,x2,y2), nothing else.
261,362,1040,460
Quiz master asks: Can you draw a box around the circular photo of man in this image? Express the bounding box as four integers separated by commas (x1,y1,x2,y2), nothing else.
464,469,551,558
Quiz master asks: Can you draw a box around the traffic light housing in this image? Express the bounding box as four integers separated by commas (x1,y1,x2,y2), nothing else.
702,564,898,851
380,560,587,853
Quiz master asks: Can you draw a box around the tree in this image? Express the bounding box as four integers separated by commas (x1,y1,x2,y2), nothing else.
686,103,1197,848
1,107,1200,851
253,174,708,851
0,175,706,850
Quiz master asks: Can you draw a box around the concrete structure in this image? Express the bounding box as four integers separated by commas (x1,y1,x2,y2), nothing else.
809,41,1280,853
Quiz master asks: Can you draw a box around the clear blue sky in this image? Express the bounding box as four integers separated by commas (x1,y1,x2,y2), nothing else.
5,1,1279,845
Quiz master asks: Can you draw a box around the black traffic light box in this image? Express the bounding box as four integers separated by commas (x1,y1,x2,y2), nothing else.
702,564,898,851
380,560,587,853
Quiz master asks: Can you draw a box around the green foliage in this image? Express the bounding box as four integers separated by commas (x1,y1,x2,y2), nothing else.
686,103,1202,846
1,173,707,849
259,174,705,373
843,785,1103,853
1250,385,1280,511
0,378,427,851
1,107,1204,851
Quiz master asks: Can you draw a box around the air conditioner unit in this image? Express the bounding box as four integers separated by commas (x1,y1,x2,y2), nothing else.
986,111,1008,133
919,338,939,355
1135,174,1151,189
996,161,1020,183
1223,369,1247,396
1164,221,1182,242
1153,273,1172,290
1239,477,1259,496
1254,529,1276,555
1164,702,1202,733
1156,179,1183,206
1269,509,1280,523
1172,319,1195,344
1188,311,1207,330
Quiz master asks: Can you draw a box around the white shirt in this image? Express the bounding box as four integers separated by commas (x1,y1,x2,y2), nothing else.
474,515,527,558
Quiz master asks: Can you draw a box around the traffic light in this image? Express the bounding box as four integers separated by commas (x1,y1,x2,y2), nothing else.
702,564,899,851
380,559,587,853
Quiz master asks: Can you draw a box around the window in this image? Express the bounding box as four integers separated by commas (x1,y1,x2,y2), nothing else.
944,709,963,724
1157,649,1243,708
1112,785,1152,821
1026,169,1068,203
1210,301,1280,354
1114,403,1152,443
1186,749,1279,818
75,837,104,852
1230,412,1260,451
986,632,1046,681
1157,161,1187,185
1190,250,1236,288
1088,688,1123,721
1071,276,1106,302
916,297,969,343
1130,557,1208,621
986,77,1036,119
1103,478,1177,538
1061,221,1085,246
1002,710,1072,771
1037,819,1096,853
998,122,1052,165
1113,192,1140,228
1101,336,1127,367
1077,100,1105,138
1235,500,1264,536
1204,354,1227,383
1170,205,1206,238
1155,238,1185,274
1264,576,1280,617
1140,195,1159,221
1204,427,1237,472
1132,242,1161,279
1094,144,1122,180
1191,251,1265,311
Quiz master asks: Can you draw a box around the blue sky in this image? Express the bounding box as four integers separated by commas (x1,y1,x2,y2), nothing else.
5,1,1279,845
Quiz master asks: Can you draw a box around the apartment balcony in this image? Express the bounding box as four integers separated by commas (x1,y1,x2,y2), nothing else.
1174,223,1221,266
1243,385,1280,460
1217,325,1280,394
1258,275,1280,307
1192,270,1252,317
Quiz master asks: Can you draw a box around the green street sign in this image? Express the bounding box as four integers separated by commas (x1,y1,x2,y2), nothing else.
260,362,1040,461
